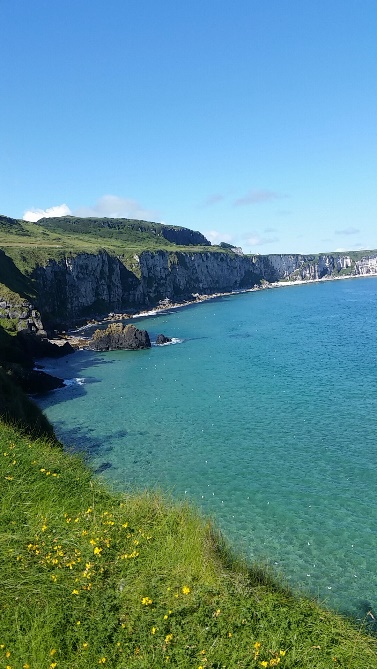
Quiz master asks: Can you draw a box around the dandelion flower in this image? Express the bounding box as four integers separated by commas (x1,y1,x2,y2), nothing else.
182,586,190,595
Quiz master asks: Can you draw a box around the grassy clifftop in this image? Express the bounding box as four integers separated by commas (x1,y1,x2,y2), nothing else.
1,419,376,668
0,215,213,268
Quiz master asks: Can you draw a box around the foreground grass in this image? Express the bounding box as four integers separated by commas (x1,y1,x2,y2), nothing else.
1,422,376,668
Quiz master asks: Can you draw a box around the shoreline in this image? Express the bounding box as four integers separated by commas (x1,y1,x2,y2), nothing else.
62,271,377,347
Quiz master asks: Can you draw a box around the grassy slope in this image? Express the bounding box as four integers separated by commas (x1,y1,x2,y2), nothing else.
0,217,216,270
1,216,376,296
1,421,376,669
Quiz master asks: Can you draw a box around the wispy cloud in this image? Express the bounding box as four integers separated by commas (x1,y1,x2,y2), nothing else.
200,193,225,208
74,195,159,221
205,230,234,244
23,204,72,222
234,189,285,207
243,232,279,247
335,227,360,235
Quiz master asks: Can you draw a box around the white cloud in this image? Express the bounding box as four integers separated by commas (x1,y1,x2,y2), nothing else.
23,203,72,222
205,230,234,244
74,195,159,221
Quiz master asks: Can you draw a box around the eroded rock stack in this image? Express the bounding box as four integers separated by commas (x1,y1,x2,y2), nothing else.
89,323,151,351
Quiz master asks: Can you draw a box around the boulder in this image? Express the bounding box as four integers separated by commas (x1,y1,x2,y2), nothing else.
155,334,172,345
89,323,151,351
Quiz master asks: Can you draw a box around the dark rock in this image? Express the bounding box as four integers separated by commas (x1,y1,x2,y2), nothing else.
6,364,65,394
155,333,172,345
89,323,151,351
17,332,75,358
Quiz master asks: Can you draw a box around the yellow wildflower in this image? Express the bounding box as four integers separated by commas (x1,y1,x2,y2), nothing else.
151,627,157,634
165,633,173,644
50,663,57,669
99,658,106,664
141,596,152,605
182,585,190,595
260,663,268,668
83,643,88,649
50,649,57,656
71,589,79,595
279,650,286,656
254,642,261,650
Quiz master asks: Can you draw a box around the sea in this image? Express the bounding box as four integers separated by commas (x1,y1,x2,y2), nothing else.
36,277,377,620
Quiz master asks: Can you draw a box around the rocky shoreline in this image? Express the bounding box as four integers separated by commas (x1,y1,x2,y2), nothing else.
60,271,377,349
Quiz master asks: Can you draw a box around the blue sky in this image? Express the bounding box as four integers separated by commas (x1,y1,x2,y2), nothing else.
1,0,377,254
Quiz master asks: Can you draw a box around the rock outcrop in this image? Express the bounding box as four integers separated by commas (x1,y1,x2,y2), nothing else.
2,245,377,330
155,334,172,345
6,364,65,394
89,324,151,351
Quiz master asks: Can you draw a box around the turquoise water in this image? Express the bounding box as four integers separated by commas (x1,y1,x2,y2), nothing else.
37,278,377,619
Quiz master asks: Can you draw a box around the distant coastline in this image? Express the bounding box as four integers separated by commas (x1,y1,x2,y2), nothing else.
65,271,377,347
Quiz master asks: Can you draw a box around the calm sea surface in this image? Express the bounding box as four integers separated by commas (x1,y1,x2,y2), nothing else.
37,277,377,618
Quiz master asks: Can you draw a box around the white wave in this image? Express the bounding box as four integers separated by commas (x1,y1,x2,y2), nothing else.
63,377,85,387
154,337,184,346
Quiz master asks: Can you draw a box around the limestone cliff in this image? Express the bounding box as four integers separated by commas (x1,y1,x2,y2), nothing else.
26,249,377,328
2,247,377,330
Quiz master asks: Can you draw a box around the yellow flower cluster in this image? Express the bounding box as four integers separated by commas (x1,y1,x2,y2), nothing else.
255,643,287,667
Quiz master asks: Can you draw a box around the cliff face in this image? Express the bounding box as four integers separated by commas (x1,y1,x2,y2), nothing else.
2,248,377,330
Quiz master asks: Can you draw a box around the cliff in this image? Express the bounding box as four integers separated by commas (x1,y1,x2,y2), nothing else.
25,249,377,328
1,214,377,330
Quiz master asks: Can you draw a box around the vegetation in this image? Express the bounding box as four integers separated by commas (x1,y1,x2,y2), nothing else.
0,419,376,668
0,216,216,278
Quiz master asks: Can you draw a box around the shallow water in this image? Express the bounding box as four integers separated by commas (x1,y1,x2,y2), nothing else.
37,278,377,618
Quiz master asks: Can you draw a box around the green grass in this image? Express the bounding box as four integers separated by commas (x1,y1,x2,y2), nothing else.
0,421,376,669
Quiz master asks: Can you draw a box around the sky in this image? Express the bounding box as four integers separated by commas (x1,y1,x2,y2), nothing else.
1,0,377,255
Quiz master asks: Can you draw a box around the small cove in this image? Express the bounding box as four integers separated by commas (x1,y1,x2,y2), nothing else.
36,277,377,620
